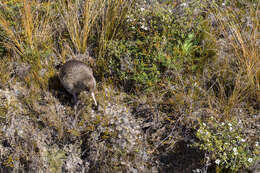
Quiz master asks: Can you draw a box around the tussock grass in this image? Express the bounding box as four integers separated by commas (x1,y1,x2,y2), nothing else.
96,0,136,57
215,3,259,89
208,1,260,119
0,0,53,57
0,0,56,93
57,0,104,54
0,9,24,56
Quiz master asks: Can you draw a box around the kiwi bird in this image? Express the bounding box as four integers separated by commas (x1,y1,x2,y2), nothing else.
59,59,97,107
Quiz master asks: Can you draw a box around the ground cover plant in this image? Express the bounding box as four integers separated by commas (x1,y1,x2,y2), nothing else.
0,0,259,172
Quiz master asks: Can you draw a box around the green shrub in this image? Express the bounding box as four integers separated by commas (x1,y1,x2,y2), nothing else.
106,2,215,91
195,117,259,172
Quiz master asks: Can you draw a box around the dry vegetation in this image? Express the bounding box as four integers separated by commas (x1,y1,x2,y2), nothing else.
0,0,259,172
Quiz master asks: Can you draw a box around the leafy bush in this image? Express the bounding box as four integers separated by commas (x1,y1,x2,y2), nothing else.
106,2,215,91
195,117,259,172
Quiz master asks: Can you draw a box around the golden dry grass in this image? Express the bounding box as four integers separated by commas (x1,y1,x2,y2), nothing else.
58,0,104,54
0,0,53,57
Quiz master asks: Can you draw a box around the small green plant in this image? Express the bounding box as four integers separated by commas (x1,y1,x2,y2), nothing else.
195,117,259,172
105,2,215,91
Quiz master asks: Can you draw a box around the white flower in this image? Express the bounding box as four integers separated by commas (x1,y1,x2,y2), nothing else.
181,3,187,6
18,130,24,137
127,17,133,22
140,7,145,12
229,126,233,131
202,123,206,126
256,142,259,147
228,123,232,127
192,169,201,173
248,158,253,163
140,25,148,31
221,122,225,126
241,138,246,142
215,159,220,165
233,148,238,155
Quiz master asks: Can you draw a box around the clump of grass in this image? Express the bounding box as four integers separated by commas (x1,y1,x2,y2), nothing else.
57,0,104,54
0,1,24,55
201,0,260,120
96,0,136,57
0,0,55,90
0,0,53,56
213,1,259,90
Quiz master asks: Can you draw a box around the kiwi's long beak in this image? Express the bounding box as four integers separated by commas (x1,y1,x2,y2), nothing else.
91,92,97,106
